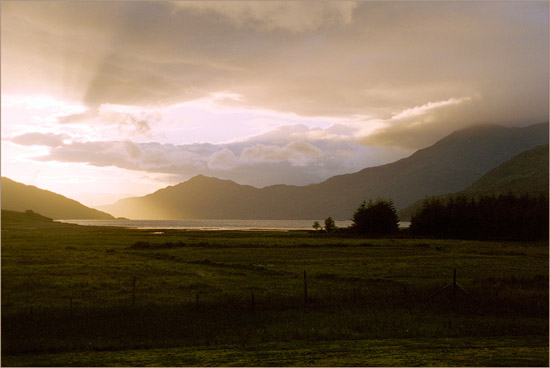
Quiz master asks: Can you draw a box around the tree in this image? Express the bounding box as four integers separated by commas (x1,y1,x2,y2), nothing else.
409,193,549,240
351,199,399,235
409,197,447,237
324,217,336,232
312,221,321,231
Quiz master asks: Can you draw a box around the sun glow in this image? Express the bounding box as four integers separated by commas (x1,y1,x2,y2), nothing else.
2,94,87,114
1,94,88,135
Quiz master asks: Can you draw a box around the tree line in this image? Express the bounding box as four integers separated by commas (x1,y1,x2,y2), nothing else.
316,193,548,241
409,193,549,240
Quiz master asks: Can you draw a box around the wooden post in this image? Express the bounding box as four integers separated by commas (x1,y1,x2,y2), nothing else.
251,292,255,312
303,270,308,305
131,276,136,306
196,293,200,309
353,288,357,304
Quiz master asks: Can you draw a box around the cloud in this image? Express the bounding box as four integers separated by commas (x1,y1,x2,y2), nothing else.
11,133,67,147
57,110,97,125
2,1,548,193
98,105,160,135
207,148,237,171
2,1,546,127
356,97,475,149
173,1,358,32
359,86,548,149
57,105,160,137
390,97,470,121
10,124,407,188
240,140,322,166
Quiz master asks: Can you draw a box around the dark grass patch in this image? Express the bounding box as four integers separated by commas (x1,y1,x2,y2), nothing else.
472,275,549,289
126,251,290,276
2,336,548,367
187,259,286,275
2,295,548,357
127,241,188,249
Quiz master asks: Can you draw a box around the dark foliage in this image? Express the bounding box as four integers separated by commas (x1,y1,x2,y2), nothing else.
350,199,399,236
324,216,336,232
410,193,549,240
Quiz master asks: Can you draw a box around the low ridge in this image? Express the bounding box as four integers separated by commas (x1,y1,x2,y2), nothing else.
1,178,115,220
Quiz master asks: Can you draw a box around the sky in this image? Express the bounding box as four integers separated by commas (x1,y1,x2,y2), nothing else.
1,1,548,207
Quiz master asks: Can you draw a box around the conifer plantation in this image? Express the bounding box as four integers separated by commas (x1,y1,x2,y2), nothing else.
410,193,549,240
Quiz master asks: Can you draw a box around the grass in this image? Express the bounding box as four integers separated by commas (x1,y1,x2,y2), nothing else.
3,336,548,367
2,212,548,366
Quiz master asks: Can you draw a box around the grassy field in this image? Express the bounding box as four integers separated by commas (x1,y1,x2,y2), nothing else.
2,211,548,366
3,336,548,367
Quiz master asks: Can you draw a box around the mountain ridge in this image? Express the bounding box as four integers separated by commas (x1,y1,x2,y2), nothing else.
464,144,549,195
101,122,549,220
1,178,115,220
398,144,549,220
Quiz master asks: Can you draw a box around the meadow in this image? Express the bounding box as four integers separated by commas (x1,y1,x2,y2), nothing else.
1,212,548,366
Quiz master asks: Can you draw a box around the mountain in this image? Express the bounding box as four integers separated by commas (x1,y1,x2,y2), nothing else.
102,123,549,220
399,144,549,220
464,144,549,196
1,177,115,220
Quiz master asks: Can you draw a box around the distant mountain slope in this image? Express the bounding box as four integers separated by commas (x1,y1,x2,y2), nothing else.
399,144,549,220
102,123,549,220
1,178,115,219
464,144,549,196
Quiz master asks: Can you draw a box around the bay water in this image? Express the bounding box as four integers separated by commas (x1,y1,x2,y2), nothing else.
58,219,410,230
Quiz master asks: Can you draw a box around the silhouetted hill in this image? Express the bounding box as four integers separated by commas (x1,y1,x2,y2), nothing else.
1,209,85,229
399,144,549,220
1,178,115,219
1,209,54,225
102,123,549,220
464,144,549,196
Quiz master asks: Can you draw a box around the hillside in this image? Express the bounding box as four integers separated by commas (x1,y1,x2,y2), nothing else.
101,123,549,220
399,144,549,220
1,209,54,226
0,209,83,229
464,144,549,196
1,178,115,220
